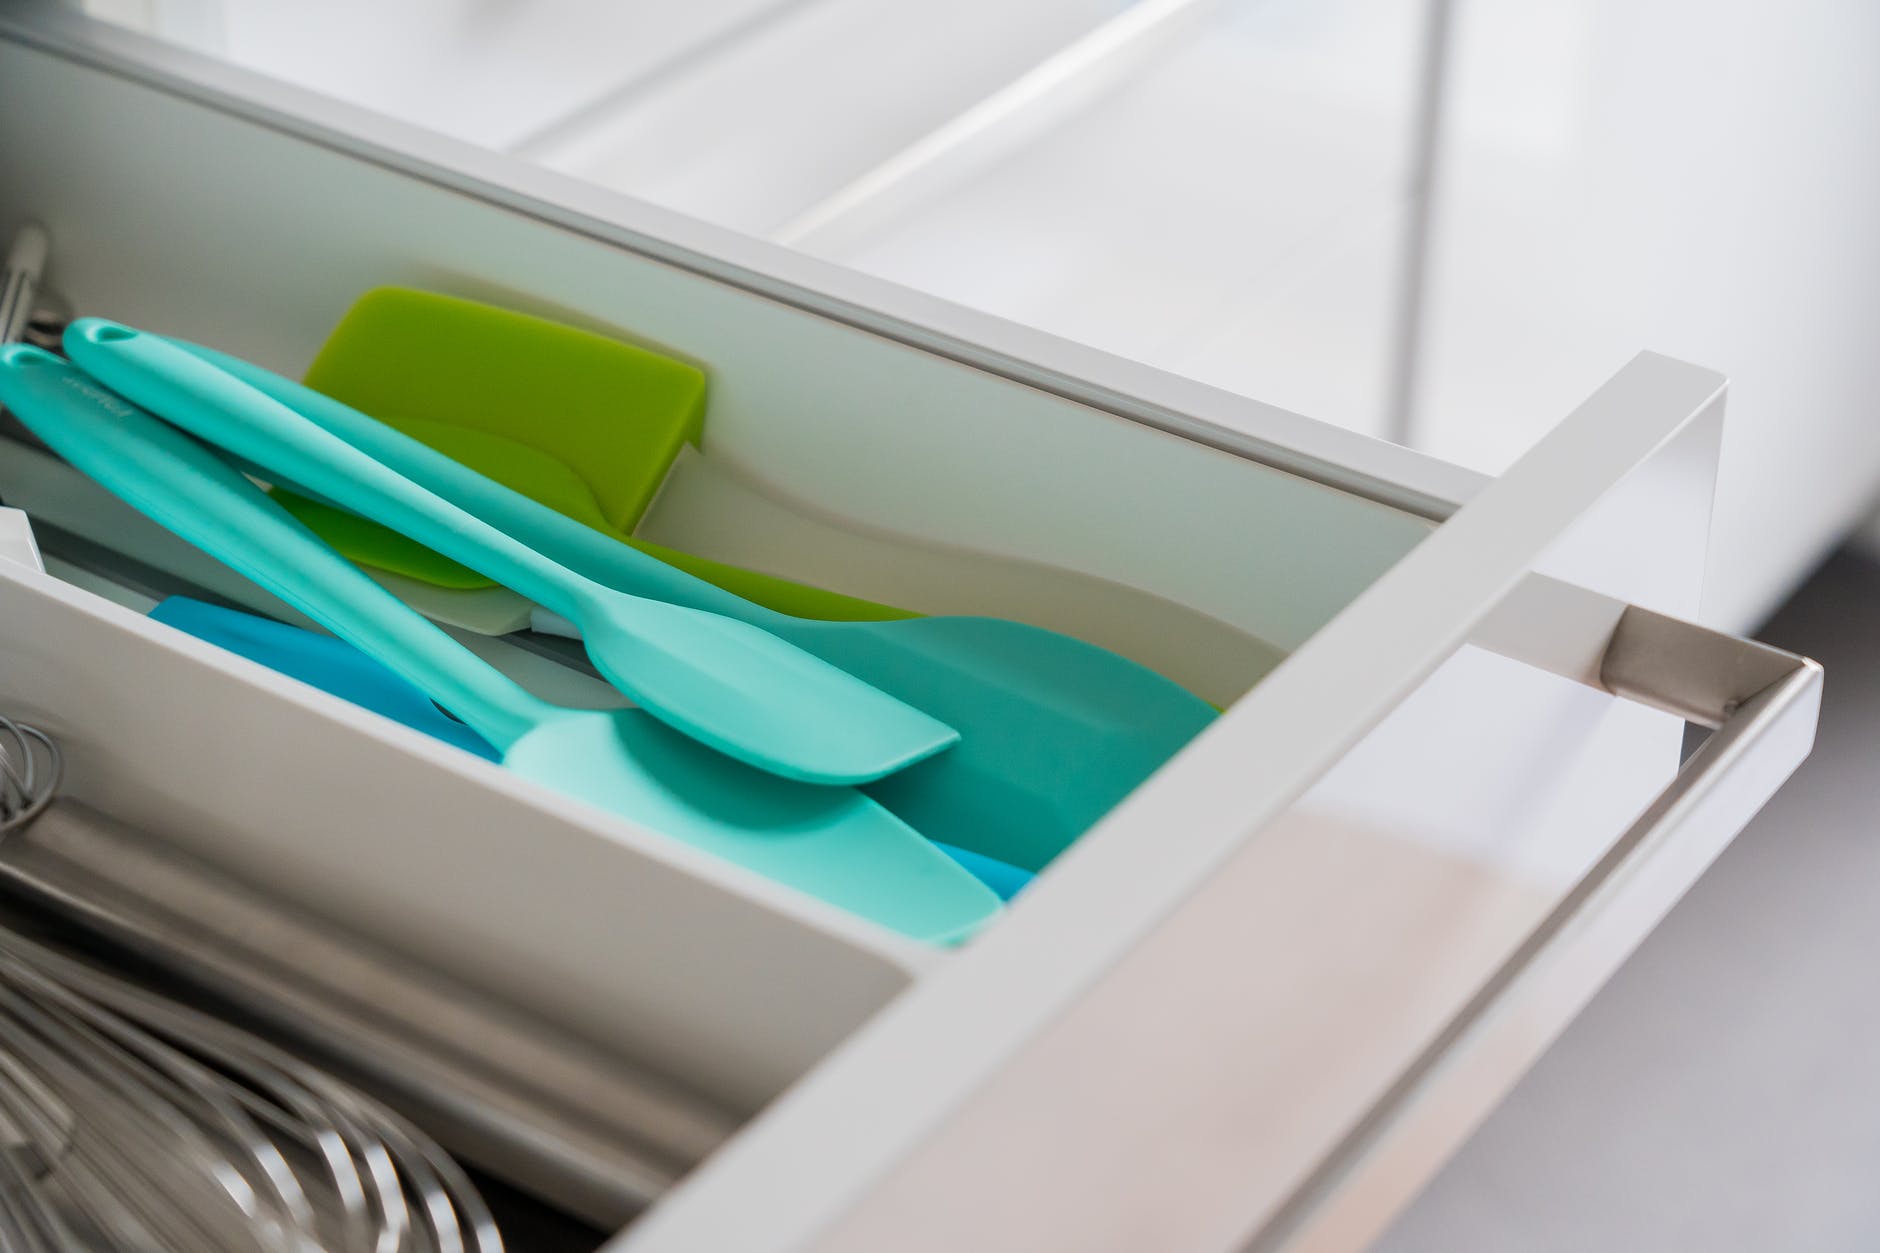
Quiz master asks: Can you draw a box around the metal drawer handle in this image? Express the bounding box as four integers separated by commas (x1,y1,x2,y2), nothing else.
1247,607,1826,1252
1597,604,1822,862
1413,607,1826,1100
1600,603,1818,729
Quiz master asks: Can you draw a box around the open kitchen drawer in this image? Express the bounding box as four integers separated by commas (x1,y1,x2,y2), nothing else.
0,8,1821,1252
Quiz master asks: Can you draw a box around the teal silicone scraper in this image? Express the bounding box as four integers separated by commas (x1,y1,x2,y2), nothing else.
284,288,1273,711
64,319,957,787
636,445,1286,705
150,337,1218,872
148,596,1033,899
0,345,1000,942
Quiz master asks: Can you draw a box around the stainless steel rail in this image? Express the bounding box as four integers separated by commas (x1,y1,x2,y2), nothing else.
1245,608,1822,1252
797,606,1822,1253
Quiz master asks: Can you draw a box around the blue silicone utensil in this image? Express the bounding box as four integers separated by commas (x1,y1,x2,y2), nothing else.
0,345,1000,942
146,596,502,762
63,318,956,788
160,337,1218,872
149,597,1033,898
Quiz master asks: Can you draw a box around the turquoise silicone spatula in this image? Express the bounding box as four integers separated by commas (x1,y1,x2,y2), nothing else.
148,596,1035,900
161,339,1219,872
62,319,956,787
0,345,999,942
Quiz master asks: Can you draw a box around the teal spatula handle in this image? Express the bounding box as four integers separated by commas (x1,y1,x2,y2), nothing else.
62,319,628,629
66,320,968,792
168,338,789,630
0,345,548,751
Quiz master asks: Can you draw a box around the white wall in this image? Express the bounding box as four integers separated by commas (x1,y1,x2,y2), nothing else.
1412,0,1880,630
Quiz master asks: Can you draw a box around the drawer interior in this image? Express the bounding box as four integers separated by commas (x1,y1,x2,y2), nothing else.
0,37,1433,656
0,28,1468,1229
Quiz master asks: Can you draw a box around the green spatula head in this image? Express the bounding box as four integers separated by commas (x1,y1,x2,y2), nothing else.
311,288,705,529
282,288,909,622
276,413,627,588
277,412,914,621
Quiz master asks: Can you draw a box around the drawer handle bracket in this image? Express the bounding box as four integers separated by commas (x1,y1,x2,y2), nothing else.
1599,603,1815,730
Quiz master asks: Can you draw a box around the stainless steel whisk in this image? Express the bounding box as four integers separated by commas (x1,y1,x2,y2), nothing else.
0,925,506,1252
0,711,504,1251
0,714,59,838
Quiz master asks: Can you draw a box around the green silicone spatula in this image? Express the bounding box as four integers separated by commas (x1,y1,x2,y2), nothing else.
273,414,915,636
158,339,1219,872
64,319,958,787
282,287,911,627
0,345,999,944
275,412,916,623
283,289,1276,709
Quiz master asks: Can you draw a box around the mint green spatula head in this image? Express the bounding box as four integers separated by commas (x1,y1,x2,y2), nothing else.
0,345,998,944
172,341,1220,872
66,320,958,787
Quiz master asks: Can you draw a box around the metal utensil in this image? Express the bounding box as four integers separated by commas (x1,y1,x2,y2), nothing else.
0,710,503,1251
0,925,505,1252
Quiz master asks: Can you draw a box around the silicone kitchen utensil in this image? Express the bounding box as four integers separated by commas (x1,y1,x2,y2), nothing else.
163,341,1218,872
284,287,909,625
929,844,1032,902
275,432,913,619
350,566,542,635
149,597,1034,899
65,319,958,787
637,446,1286,705
288,288,1276,700
0,345,1000,943
310,289,707,551
147,596,501,762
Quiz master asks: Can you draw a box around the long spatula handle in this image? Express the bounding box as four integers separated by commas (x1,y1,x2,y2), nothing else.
0,345,546,750
64,321,959,789
62,319,612,628
167,338,779,628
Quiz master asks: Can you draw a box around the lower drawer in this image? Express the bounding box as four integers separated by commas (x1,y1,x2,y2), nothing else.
0,10,1824,1252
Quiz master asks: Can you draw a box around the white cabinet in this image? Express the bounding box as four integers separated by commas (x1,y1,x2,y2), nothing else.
84,0,1433,443
524,0,1139,238
1412,0,1880,630
0,6,1825,1250
78,0,800,150
773,0,1429,443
